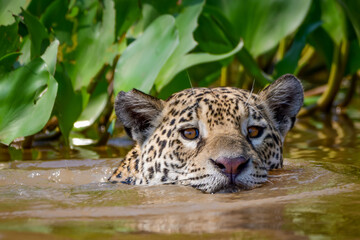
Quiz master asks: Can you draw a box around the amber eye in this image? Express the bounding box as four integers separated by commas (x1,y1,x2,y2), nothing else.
247,126,263,138
181,128,199,140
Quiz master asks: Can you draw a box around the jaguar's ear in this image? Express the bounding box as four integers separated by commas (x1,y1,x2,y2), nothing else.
115,89,165,145
259,74,304,138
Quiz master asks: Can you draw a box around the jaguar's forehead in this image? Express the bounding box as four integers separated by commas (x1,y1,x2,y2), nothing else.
166,87,257,106
162,87,267,129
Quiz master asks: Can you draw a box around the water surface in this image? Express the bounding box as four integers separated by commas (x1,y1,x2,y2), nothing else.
1,111,360,239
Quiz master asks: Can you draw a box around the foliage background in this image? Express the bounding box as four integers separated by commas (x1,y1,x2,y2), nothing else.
0,0,359,148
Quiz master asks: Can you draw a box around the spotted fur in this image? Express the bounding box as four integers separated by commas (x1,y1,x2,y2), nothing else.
109,74,304,193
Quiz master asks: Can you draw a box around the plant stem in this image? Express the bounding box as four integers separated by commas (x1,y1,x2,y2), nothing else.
316,40,349,112
338,71,359,108
295,44,315,75
220,66,227,86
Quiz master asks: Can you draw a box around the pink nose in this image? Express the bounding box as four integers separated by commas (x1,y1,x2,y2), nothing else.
215,157,249,176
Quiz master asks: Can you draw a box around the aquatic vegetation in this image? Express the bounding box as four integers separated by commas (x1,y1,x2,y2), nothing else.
0,0,359,147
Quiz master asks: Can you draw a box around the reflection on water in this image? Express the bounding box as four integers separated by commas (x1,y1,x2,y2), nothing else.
1,110,360,239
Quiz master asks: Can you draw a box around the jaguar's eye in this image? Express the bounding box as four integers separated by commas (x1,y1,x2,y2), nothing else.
181,128,199,140
247,126,264,138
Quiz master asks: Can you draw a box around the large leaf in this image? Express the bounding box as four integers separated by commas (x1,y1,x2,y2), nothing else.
153,0,204,91
113,14,179,94
0,58,58,145
0,0,27,25
154,0,243,91
207,0,311,57
64,0,116,90
198,5,272,86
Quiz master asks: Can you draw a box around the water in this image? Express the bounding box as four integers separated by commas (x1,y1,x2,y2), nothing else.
1,111,360,239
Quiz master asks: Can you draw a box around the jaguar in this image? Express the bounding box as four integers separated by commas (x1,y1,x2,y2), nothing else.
109,74,304,193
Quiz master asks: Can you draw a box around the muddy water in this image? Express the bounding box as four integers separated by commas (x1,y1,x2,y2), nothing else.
1,113,360,239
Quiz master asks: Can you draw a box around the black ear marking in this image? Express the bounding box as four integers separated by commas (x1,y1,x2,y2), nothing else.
260,74,304,137
115,89,164,144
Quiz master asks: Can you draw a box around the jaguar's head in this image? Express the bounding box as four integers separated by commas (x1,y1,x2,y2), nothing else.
109,74,303,193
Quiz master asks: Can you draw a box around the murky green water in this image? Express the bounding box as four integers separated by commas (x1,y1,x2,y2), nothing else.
1,109,360,239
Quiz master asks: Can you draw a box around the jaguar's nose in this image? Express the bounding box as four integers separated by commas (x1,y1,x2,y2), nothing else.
214,157,249,182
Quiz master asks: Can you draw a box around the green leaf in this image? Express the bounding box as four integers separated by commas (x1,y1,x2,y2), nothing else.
129,3,159,38
22,9,49,59
114,0,141,39
175,41,243,74
40,0,73,46
188,62,222,87
194,12,234,56
157,71,192,100
0,52,21,73
53,67,83,146
0,21,20,59
207,0,312,57
74,79,108,131
154,0,244,91
0,0,27,25
41,39,59,75
17,36,31,66
64,0,116,90
0,58,58,145
114,15,179,94
320,0,347,45
156,41,243,91
26,0,54,17
308,27,334,69
275,0,323,77
337,0,360,44
154,0,204,91
198,5,271,86
275,18,322,77
0,21,21,73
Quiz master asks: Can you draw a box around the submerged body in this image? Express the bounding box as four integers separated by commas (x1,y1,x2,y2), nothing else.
109,74,304,193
